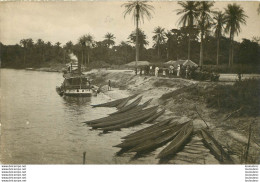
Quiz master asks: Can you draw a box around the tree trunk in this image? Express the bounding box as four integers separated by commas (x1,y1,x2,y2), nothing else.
228,31,233,67
216,36,220,65
24,50,26,66
167,47,169,60
231,39,234,66
188,34,191,60
79,50,82,74
87,51,90,65
199,31,204,66
135,4,140,70
157,42,160,58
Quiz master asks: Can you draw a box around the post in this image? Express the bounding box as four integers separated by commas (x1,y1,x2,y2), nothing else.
244,122,252,163
83,151,86,164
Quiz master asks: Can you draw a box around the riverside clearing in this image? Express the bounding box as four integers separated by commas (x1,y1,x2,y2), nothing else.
85,69,260,164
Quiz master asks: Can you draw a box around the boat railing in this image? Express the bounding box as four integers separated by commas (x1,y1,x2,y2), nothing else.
64,85,92,89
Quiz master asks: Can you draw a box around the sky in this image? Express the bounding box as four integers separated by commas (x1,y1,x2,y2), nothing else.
0,1,259,48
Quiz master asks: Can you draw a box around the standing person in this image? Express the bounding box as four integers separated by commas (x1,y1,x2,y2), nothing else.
186,65,190,78
155,66,159,77
169,65,174,76
108,80,111,91
162,68,166,77
177,64,181,77
237,72,242,81
149,65,153,75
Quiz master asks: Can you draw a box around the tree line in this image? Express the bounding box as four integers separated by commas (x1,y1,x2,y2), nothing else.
0,1,259,70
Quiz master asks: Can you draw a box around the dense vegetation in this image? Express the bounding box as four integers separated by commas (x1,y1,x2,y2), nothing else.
0,2,259,73
1,35,259,71
206,79,260,116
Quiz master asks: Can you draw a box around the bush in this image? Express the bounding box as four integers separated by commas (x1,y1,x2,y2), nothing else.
202,64,260,74
206,79,260,116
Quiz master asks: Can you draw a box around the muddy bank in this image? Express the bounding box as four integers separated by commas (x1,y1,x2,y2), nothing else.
86,69,260,164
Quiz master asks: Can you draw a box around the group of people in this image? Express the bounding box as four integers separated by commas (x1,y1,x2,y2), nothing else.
137,64,195,79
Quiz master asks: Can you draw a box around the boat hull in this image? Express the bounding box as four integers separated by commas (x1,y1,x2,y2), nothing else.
63,89,92,97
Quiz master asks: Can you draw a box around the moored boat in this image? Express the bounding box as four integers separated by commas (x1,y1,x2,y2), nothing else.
156,121,193,159
199,129,233,164
91,106,158,129
102,107,159,132
128,122,186,153
122,118,172,139
91,94,138,108
56,60,97,97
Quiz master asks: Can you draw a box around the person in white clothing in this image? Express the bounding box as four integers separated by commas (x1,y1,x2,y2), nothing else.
177,64,180,77
155,67,159,77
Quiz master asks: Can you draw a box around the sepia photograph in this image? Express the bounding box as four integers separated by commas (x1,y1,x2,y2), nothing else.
0,0,259,166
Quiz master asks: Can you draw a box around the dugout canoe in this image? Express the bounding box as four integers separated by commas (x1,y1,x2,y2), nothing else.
127,122,187,153
91,94,138,108
122,118,173,139
200,129,233,164
122,119,178,143
84,103,148,125
110,98,153,116
109,96,143,115
116,97,131,109
102,108,159,132
143,108,165,123
156,121,193,159
91,106,159,128
114,120,177,148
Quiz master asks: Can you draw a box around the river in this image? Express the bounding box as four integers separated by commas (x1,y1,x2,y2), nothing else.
0,69,158,164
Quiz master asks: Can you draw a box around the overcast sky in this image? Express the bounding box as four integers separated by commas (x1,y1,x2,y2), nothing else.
0,1,259,48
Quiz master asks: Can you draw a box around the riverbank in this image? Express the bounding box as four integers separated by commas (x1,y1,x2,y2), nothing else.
86,69,260,164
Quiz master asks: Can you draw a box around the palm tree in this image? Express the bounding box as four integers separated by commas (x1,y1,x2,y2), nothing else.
20,39,27,65
128,28,149,58
225,3,247,67
152,26,166,58
176,1,199,60
104,33,115,48
36,39,45,62
122,1,154,69
78,35,87,72
197,2,214,66
165,31,172,60
85,34,94,65
212,11,226,65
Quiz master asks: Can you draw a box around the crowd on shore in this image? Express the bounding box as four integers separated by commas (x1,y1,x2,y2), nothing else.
135,64,220,81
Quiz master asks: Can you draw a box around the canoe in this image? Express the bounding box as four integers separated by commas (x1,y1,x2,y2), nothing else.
91,94,138,108
109,96,143,115
156,121,193,159
102,108,159,132
122,119,178,143
116,97,131,109
143,108,165,123
200,129,233,164
84,104,147,125
115,120,177,148
122,118,172,139
111,99,153,116
91,106,159,128
127,122,187,153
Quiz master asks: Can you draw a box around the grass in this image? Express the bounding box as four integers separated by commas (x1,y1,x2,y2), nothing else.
206,79,260,116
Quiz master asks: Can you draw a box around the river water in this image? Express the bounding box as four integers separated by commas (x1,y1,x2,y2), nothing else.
0,69,158,164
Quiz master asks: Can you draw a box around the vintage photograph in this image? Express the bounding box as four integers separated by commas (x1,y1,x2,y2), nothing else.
0,1,259,165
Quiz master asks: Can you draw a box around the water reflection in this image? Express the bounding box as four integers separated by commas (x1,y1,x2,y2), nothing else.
62,96,91,106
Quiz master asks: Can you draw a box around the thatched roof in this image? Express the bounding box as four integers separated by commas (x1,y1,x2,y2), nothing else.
164,60,198,67
125,61,151,67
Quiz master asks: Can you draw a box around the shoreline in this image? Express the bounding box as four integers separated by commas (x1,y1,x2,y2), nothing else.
86,69,260,164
